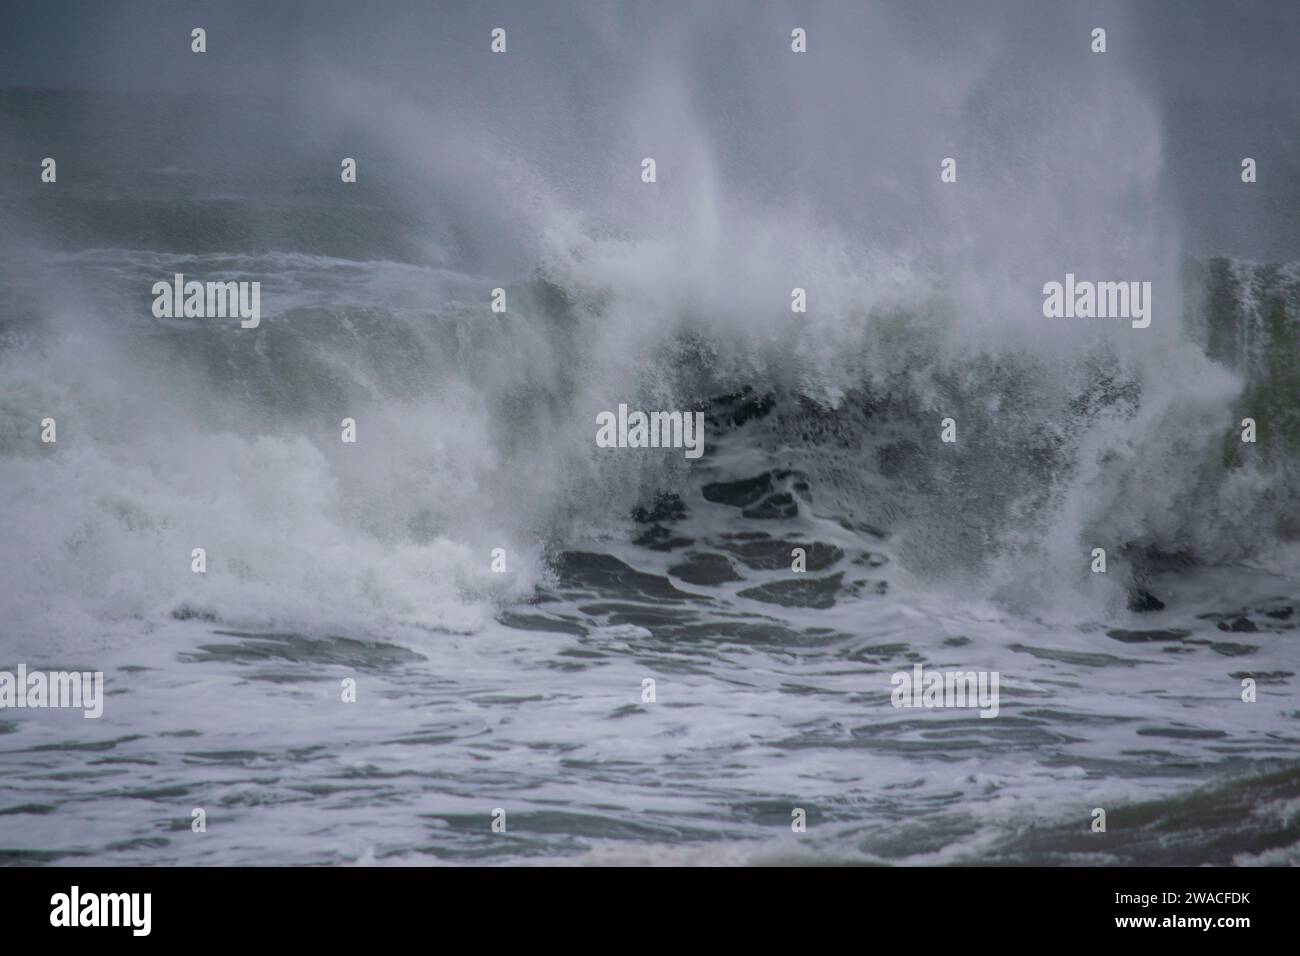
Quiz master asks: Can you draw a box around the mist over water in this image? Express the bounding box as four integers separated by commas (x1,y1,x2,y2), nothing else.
0,1,1297,865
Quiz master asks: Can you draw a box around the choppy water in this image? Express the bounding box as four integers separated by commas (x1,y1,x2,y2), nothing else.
3,476,1299,865
2,2,1299,865
2,338,1298,865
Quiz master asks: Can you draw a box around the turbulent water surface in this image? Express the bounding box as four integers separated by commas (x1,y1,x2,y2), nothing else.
1,2,1299,866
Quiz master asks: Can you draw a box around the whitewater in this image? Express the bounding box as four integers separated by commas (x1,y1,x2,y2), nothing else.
0,0,1297,865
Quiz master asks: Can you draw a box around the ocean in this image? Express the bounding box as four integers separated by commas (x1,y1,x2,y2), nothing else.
0,1,1297,866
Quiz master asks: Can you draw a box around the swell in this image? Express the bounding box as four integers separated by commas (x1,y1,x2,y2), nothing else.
0,242,1295,642
592,255,1300,612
